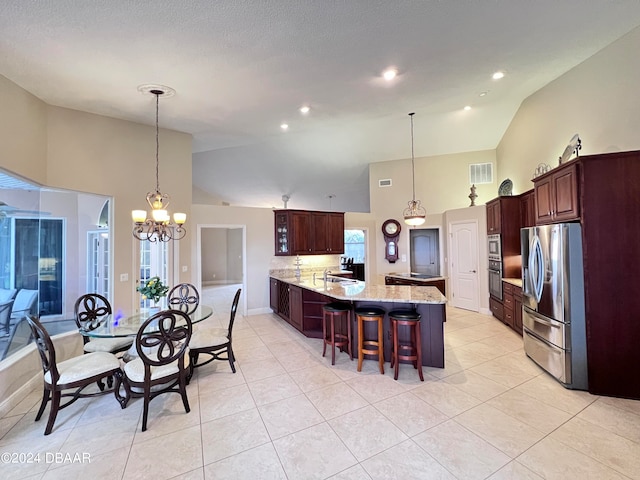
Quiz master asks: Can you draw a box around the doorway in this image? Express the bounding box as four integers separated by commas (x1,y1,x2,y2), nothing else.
448,221,480,312
410,228,440,275
197,225,246,316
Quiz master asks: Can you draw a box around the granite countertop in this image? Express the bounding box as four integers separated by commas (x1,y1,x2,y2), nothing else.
503,277,523,287
385,272,446,282
271,274,447,304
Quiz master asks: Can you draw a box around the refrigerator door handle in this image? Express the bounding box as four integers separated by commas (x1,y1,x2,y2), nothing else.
525,307,561,329
528,234,543,303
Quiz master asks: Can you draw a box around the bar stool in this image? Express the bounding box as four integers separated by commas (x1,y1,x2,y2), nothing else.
389,309,423,381
354,306,385,374
322,302,352,365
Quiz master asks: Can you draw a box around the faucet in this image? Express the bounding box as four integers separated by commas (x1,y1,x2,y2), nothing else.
323,269,332,283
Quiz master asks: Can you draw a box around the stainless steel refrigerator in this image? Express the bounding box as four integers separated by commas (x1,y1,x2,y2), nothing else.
521,223,587,390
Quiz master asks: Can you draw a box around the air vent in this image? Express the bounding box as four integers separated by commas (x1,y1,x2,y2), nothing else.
469,163,493,184
378,179,392,187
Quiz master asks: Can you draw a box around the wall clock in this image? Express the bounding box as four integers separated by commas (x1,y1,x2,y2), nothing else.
382,219,401,263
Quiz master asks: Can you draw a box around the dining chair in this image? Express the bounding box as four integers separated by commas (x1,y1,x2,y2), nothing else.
26,316,123,435
74,293,133,356
116,309,192,432
189,288,241,373
167,283,200,314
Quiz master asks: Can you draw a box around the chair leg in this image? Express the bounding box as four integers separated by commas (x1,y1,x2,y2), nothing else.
322,312,327,358
96,378,105,391
346,311,352,361
393,320,400,381
44,390,61,435
179,372,191,414
113,370,128,409
357,315,363,372
377,317,385,375
330,315,336,366
228,347,236,373
415,322,424,382
35,388,50,421
141,389,150,432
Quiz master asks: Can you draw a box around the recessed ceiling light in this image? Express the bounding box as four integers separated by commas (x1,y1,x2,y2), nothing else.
280,123,289,131
299,106,310,114
479,91,488,97
383,68,397,81
492,71,505,80
464,105,472,111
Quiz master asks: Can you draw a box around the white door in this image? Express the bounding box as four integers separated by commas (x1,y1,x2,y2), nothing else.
449,221,480,311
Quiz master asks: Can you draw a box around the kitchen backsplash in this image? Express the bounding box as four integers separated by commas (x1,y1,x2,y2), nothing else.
269,254,342,278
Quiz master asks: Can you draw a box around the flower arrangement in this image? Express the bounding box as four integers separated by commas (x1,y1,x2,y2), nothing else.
136,276,169,304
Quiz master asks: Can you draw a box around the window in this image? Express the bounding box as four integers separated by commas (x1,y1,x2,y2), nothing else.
343,229,365,263
138,240,170,309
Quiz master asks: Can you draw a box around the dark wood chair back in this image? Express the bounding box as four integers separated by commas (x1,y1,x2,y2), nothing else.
227,288,241,341
136,309,192,367
74,293,112,343
26,316,60,385
167,283,200,314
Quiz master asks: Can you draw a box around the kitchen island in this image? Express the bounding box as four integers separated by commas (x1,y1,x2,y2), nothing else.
269,274,447,368
384,272,446,295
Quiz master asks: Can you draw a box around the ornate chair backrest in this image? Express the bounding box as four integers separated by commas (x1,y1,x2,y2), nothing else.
167,283,200,314
226,289,241,341
74,294,112,343
26,316,60,386
136,310,192,371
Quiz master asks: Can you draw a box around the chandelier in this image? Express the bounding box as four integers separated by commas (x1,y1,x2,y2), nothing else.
403,112,426,226
132,86,186,242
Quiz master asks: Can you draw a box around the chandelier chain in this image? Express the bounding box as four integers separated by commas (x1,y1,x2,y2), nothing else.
410,112,415,201
155,92,160,194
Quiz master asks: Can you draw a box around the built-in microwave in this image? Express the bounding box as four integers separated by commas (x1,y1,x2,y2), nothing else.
488,234,502,261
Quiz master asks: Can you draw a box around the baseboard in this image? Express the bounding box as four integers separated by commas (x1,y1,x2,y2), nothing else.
0,372,40,418
479,307,492,316
247,307,273,316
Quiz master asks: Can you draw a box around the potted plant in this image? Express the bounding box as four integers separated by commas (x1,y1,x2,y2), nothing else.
137,276,169,313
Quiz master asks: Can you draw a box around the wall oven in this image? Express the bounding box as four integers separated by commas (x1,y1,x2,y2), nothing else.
488,259,502,300
487,234,501,261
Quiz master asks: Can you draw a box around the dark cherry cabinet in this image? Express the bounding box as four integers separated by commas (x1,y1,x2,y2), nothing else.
502,281,522,334
534,162,580,224
289,285,303,330
269,278,279,313
489,297,504,321
519,189,536,228
486,199,501,234
274,210,344,256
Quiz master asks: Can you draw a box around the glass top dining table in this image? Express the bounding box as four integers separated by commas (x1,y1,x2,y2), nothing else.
79,305,214,338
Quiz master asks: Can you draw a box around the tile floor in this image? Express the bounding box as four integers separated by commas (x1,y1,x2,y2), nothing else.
1,286,639,479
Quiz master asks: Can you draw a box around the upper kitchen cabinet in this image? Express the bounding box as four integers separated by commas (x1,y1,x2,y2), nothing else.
533,161,579,224
486,196,521,258
486,198,501,234
519,189,536,228
274,210,344,256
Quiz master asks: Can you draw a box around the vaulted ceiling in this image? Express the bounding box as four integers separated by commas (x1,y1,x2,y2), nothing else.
2,1,640,211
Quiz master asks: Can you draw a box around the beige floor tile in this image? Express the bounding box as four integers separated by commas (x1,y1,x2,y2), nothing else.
329,405,408,462
514,374,598,414
517,436,629,479
0,405,83,446
373,392,448,436
289,365,342,392
200,408,270,465
60,413,137,459
247,373,302,406
3,389,43,418
346,373,407,403
423,356,465,379
305,383,369,420
411,379,481,417
549,416,640,478
203,443,287,480
276,350,324,373
239,357,286,382
198,384,255,423
75,390,142,428
487,460,544,479
171,468,204,480
413,420,510,480
131,388,200,442
596,395,640,416
361,439,456,479
442,370,510,402
455,403,546,458
446,345,497,370
123,424,203,480
194,365,246,397
469,355,539,388
0,414,23,440
258,394,324,439
487,389,573,434
577,398,640,443
328,464,373,479
41,445,129,479
0,426,71,479
232,344,276,364
477,331,525,354
273,423,357,480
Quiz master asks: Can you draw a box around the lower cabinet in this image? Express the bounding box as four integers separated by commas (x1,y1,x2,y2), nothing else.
289,285,303,330
489,296,503,321
269,278,279,313
270,277,327,338
501,281,523,335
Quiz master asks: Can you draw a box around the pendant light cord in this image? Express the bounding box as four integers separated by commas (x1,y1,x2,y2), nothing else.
409,112,416,201
155,92,160,194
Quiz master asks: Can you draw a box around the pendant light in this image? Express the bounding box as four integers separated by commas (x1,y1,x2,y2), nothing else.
403,112,426,226
132,85,186,242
